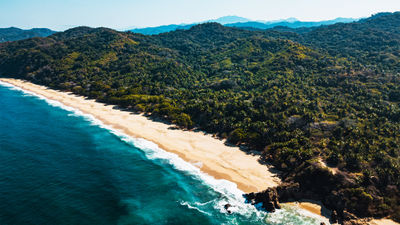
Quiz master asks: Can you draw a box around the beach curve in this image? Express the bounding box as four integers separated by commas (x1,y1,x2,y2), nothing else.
0,78,280,193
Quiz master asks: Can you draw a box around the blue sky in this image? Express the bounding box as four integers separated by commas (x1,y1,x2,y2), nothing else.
1,0,400,30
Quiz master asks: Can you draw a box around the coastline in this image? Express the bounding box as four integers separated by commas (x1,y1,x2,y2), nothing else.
0,78,279,193
3,78,399,225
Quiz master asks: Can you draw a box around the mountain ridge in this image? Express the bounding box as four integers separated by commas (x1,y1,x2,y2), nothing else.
129,16,358,35
0,27,56,43
1,12,399,223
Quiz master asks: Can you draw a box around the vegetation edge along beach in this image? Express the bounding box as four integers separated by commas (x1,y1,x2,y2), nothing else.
0,78,331,221
0,78,395,225
1,11,399,225
0,79,278,189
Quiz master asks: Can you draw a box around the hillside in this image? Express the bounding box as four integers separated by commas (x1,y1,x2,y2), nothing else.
264,12,400,73
0,13,399,223
0,27,56,43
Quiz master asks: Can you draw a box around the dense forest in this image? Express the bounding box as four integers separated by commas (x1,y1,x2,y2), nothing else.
0,12,399,222
0,27,55,43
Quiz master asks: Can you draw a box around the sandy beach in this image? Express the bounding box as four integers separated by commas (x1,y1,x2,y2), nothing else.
3,78,399,225
370,219,400,225
1,78,279,193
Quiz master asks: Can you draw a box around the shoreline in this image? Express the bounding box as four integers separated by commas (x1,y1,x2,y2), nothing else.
0,79,325,219
1,78,279,193
4,78,397,225
0,78,336,224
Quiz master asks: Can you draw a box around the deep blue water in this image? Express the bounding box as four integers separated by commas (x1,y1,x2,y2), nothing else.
0,82,323,225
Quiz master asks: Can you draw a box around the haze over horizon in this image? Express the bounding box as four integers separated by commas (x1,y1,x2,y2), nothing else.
1,0,400,31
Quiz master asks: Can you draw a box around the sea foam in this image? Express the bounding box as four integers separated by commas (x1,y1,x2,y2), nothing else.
0,81,325,224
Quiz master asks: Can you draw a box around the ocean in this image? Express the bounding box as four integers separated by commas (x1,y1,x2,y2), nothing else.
0,81,323,225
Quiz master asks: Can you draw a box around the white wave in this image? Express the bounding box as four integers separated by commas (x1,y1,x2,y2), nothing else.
179,201,212,216
0,80,23,90
125,137,269,218
265,205,325,225
192,199,216,206
1,80,327,224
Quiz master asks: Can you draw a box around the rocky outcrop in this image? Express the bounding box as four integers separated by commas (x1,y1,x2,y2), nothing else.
244,188,281,212
224,203,232,214
244,162,397,224
245,183,377,224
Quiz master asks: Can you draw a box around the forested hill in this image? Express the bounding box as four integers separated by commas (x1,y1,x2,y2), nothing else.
265,12,400,72
0,27,56,43
0,12,399,222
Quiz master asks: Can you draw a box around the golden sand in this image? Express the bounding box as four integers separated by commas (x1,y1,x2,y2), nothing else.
1,78,279,193
4,78,399,225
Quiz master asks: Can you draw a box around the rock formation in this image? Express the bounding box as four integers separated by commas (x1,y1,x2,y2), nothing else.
243,188,281,212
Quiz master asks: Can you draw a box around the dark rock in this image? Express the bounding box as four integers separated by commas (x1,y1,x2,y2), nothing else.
224,203,233,214
244,188,280,212
224,204,231,210
273,200,281,209
245,192,255,201
264,202,276,212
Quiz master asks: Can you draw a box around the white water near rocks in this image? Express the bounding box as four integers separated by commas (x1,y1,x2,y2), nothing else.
0,81,328,225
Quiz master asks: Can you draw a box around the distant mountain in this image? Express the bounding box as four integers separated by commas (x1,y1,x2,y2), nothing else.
0,27,56,43
226,17,357,30
206,15,250,24
128,24,195,35
129,16,358,35
2,12,400,222
129,16,251,35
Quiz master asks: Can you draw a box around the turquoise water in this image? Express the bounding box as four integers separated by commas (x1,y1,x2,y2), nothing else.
0,82,323,225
